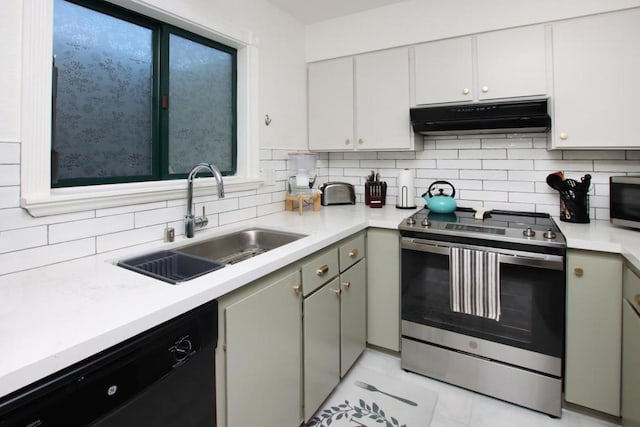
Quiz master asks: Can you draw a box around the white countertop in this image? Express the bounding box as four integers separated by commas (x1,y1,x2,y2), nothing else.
0,204,415,398
1,204,639,399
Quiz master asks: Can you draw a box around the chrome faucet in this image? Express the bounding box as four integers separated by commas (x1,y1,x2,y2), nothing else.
185,162,225,238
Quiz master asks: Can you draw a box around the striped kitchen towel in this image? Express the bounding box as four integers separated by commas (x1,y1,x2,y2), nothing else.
449,247,501,321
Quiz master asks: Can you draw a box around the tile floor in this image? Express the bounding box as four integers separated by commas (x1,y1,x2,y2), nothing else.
354,348,621,427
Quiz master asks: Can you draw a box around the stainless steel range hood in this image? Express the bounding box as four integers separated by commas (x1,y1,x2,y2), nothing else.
410,99,551,135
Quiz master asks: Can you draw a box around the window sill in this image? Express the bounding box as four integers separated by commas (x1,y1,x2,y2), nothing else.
21,177,264,217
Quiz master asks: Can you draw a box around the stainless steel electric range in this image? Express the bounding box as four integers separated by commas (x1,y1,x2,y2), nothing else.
399,207,566,417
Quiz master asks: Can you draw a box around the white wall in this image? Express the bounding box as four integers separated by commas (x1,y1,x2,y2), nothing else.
305,0,640,61
0,0,309,275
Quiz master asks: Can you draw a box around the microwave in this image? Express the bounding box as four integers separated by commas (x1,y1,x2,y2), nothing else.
610,176,640,229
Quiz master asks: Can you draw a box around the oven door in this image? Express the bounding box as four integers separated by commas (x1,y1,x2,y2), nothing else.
401,237,565,358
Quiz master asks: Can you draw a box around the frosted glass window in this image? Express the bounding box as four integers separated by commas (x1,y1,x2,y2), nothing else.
52,0,153,184
168,34,235,175
51,0,237,187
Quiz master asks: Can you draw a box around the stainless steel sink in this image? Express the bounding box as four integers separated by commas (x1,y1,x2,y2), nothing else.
175,227,306,265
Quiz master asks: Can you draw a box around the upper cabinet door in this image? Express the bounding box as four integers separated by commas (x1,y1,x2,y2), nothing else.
476,25,547,101
415,37,473,105
308,57,354,151
355,47,412,150
552,9,640,149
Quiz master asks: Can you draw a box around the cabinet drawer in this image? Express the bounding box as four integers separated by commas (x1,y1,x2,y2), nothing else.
624,266,640,314
339,234,365,272
302,248,339,296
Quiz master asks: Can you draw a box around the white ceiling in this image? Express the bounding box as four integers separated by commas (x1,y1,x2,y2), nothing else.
268,0,410,24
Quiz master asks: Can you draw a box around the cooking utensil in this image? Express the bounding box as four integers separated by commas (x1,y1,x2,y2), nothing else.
422,180,457,213
353,380,417,406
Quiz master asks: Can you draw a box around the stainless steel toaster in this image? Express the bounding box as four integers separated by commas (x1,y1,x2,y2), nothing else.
320,182,356,205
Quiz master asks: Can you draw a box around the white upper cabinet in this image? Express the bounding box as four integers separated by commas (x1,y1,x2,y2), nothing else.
308,57,354,151
414,25,547,105
552,9,640,149
476,25,547,101
308,47,415,151
414,37,474,105
355,47,412,150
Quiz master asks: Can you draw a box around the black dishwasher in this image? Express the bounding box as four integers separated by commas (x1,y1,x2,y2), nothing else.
0,300,218,427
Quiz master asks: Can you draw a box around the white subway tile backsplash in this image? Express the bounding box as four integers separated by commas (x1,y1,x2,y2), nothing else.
435,139,480,149
460,190,508,202
0,143,20,164
437,159,482,169
534,159,593,171
329,159,360,168
201,197,240,214
50,214,134,244
484,180,534,192
416,169,459,179
459,149,506,159
95,201,167,217
238,193,273,209
481,138,533,149
0,238,95,276
0,165,20,185
377,151,416,160
416,149,458,159
134,206,185,228
219,207,257,226
0,226,47,253
483,159,533,170
97,224,166,253
509,192,558,205
563,150,626,160
460,169,507,180
508,149,561,160
594,160,640,172
397,159,435,169
0,186,20,208
257,202,284,217
358,160,397,169
0,208,95,232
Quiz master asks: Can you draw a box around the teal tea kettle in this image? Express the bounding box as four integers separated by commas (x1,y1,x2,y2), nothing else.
422,180,457,213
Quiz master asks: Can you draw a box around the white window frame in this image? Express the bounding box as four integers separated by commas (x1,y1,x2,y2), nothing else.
21,0,262,217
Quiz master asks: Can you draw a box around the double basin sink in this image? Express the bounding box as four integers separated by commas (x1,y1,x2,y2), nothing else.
118,227,306,284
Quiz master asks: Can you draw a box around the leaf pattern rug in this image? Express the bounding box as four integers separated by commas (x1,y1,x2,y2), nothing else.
306,364,438,426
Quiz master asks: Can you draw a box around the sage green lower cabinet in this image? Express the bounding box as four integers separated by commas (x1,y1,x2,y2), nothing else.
222,269,303,427
340,258,367,377
622,265,640,427
565,249,622,416
366,228,400,351
304,277,341,421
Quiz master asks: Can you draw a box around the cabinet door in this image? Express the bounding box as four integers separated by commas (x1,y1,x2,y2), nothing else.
565,250,622,416
477,25,547,100
304,277,341,421
552,9,640,148
308,57,354,150
225,271,302,427
415,37,473,105
622,299,640,427
355,47,412,150
340,259,367,377
366,228,400,351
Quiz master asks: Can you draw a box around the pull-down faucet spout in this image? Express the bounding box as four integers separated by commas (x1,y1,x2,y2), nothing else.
185,163,225,238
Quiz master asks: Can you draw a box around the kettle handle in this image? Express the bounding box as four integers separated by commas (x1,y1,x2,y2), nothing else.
425,180,456,198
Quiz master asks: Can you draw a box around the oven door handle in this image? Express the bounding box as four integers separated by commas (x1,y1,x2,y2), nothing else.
401,237,564,271
400,238,450,255
498,254,564,271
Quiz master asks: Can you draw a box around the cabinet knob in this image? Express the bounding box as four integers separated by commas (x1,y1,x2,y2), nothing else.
481,85,489,93
343,281,351,289
348,249,358,258
293,284,302,294
358,138,364,145
330,288,342,295
345,139,351,145
574,267,584,277
560,132,568,140
635,294,640,305
462,87,470,95
316,265,329,276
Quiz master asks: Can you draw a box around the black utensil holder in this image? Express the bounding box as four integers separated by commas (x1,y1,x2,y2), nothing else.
559,191,590,223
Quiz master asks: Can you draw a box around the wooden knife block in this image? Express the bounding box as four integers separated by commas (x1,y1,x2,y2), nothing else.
365,181,387,208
